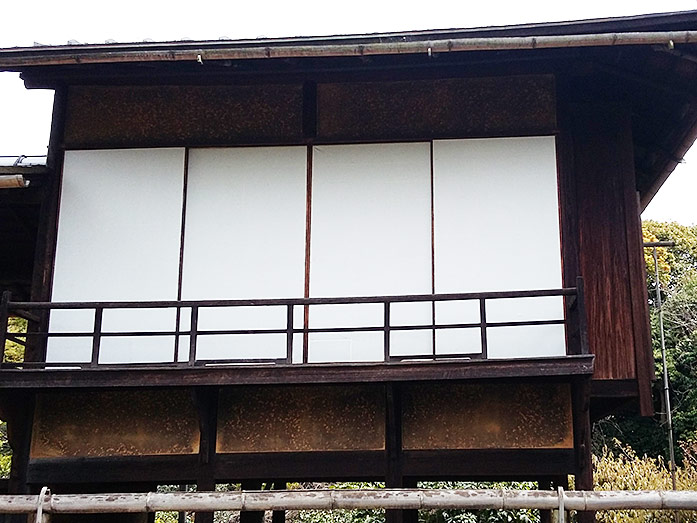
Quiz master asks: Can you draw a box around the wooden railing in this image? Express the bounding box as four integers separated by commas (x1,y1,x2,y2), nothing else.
0,277,588,369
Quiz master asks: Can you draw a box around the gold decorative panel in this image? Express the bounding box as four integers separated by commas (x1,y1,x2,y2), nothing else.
31,389,199,458
318,75,556,141
64,84,304,148
402,382,573,450
217,384,385,453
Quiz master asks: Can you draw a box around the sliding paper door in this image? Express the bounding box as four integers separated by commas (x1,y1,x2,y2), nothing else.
49,148,186,363
181,147,307,362
433,137,564,358
309,143,433,362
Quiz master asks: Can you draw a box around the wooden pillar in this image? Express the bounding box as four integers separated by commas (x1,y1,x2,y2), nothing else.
572,378,594,523
5,393,34,497
27,86,68,364
240,481,264,523
193,388,217,523
538,479,553,523
2,392,34,523
385,385,417,523
271,482,287,523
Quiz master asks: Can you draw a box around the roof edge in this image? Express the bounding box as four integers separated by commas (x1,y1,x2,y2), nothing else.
2,10,697,70
1,30,697,70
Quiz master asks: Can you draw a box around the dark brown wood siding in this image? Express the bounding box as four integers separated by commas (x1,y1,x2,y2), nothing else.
558,102,653,414
62,75,556,149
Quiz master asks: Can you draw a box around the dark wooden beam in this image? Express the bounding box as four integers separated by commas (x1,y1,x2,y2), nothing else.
27,455,200,485
0,355,594,389
214,451,385,482
402,449,575,478
302,81,317,139
590,378,638,398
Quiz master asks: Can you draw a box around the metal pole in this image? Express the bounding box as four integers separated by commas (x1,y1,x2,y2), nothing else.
651,245,678,494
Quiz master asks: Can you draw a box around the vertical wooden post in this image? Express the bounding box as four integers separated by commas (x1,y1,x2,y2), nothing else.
90,307,103,367
240,481,264,523
0,291,10,365
538,479,552,523
576,277,589,355
5,391,34,523
28,87,68,364
177,485,188,523
572,378,594,523
6,392,34,496
271,482,287,523
385,384,416,523
193,387,217,523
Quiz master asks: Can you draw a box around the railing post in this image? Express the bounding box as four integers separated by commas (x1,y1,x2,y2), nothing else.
0,291,10,365
90,307,103,367
189,306,199,366
286,304,294,364
576,276,589,355
479,298,488,359
384,302,391,362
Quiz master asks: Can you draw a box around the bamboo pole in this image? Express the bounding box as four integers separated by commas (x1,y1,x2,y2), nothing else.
4,489,697,515
1,31,697,68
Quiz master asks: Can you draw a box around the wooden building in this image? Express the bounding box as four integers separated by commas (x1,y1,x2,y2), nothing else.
2,9,697,522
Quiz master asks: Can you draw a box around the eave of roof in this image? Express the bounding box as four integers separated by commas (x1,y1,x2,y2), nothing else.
1,10,697,70
1,10,696,209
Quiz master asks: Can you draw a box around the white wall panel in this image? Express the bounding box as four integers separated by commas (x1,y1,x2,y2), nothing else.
181,147,307,361
309,143,432,362
49,148,186,363
433,137,564,358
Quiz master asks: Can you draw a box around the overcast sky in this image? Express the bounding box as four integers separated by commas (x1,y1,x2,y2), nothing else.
1,0,696,223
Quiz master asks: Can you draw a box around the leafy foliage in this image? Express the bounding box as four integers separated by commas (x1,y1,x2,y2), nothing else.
419,482,538,523
594,440,697,523
0,316,27,480
594,221,697,461
291,482,538,523
0,417,9,479
3,316,26,363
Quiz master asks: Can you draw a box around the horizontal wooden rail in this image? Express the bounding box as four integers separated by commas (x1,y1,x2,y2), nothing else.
8,287,578,310
1,277,589,368
1,488,697,514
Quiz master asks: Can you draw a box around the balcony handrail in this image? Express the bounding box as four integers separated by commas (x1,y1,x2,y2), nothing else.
1,277,589,368
8,287,578,310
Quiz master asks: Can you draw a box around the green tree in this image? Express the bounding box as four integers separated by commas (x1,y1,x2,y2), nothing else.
3,316,26,364
0,315,27,479
594,221,697,460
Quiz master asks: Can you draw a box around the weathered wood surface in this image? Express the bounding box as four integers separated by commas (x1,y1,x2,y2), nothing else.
0,355,594,389
3,489,697,514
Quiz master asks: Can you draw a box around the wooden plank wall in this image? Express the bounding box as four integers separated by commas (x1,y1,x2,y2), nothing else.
558,103,653,415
